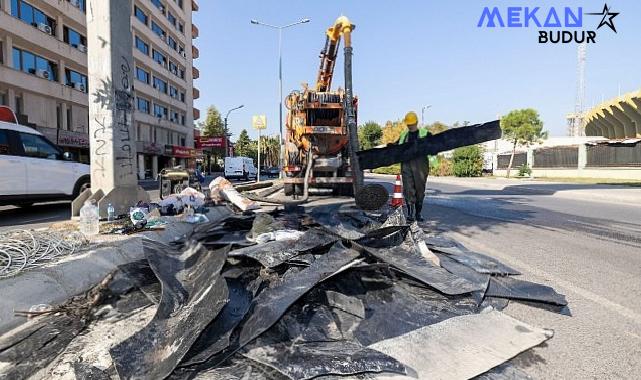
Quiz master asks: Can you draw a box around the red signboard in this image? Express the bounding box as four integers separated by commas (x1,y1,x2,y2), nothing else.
195,136,225,148
172,146,195,158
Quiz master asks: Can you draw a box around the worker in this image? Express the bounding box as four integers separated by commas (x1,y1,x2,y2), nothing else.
398,111,430,222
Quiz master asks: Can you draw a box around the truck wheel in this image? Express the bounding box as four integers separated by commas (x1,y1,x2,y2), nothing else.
284,183,294,196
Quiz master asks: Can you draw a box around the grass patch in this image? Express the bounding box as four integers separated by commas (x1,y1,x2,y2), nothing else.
372,164,401,175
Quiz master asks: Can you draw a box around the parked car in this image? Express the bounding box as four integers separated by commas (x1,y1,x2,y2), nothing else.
224,156,257,180
0,118,90,207
260,166,280,178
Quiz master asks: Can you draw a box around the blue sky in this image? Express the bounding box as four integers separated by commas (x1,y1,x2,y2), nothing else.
193,1,640,140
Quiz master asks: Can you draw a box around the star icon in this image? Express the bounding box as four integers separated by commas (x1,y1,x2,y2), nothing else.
587,3,620,33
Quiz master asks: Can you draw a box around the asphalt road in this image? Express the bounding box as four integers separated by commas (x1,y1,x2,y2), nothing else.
369,176,641,379
2,176,640,377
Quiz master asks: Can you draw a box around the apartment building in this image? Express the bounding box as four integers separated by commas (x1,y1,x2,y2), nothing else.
0,0,201,178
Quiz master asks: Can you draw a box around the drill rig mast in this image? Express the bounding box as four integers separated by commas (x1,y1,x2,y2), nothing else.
283,16,361,197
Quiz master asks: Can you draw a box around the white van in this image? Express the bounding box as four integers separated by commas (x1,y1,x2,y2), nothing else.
0,115,90,207
224,156,257,180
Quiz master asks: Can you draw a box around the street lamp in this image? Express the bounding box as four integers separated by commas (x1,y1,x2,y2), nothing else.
224,105,244,158
250,17,310,177
421,105,432,127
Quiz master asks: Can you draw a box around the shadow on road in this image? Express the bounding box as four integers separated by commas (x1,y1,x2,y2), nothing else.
0,203,70,230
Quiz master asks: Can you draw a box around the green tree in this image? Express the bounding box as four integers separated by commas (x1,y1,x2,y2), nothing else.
358,121,382,150
427,121,448,135
234,129,258,162
501,109,547,178
381,120,405,144
201,106,225,137
452,145,484,177
260,135,280,167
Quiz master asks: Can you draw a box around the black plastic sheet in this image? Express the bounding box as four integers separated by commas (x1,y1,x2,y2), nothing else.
242,341,406,380
356,243,483,295
110,240,230,380
229,228,337,268
427,244,520,275
485,276,568,306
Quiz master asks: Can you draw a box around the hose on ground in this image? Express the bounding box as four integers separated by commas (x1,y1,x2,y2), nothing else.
246,150,314,205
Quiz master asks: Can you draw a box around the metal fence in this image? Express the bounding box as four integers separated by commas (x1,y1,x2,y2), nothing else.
533,146,579,168
497,153,526,169
586,142,641,167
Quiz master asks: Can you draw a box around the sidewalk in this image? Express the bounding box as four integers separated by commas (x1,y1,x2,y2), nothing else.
368,173,641,206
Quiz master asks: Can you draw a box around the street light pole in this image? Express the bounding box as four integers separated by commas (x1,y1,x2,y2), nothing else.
421,105,432,127
251,18,310,178
224,104,244,159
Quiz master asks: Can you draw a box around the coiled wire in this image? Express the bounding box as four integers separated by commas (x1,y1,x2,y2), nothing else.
0,229,87,278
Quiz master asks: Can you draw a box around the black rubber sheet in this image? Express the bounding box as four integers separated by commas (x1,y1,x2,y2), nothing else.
110,240,230,380
485,276,568,306
187,357,290,380
427,241,520,275
356,242,483,295
229,228,337,268
242,341,406,380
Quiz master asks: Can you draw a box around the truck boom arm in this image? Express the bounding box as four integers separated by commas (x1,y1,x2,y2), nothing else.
315,16,355,92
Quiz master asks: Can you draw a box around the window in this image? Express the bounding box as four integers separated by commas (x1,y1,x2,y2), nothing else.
0,130,9,155
170,110,179,122
178,0,184,9
167,36,177,51
178,45,185,56
19,133,60,160
65,68,88,92
134,6,148,25
179,68,185,80
64,26,86,48
153,104,168,119
168,61,178,76
180,114,186,126
151,21,165,38
135,36,149,55
12,0,55,33
153,76,167,94
67,0,86,13
66,107,72,130
178,22,184,34
180,136,186,146
151,0,165,13
12,48,57,81
136,67,150,84
169,85,178,99
152,49,167,67
180,92,185,103
137,97,150,114
167,11,177,27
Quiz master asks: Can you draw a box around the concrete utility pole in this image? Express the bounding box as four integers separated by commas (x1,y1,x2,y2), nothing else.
73,0,149,218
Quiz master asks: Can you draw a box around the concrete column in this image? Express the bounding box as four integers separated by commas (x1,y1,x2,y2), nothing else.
61,103,68,130
1,0,11,13
152,155,158,178
602,109,625,139
74,0,149,218
58,60,66,85
56,15,64,41
137,154,145,179
619,101,641,138
6,88,15,110
610,105,635,139
578,144,587,170
595,115,615,139
3,35,13,68
526,147,534,169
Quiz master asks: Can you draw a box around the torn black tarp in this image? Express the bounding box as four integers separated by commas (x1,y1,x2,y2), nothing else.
355,242,483,295
229,228,337,268
242,341,407,380
425,238,520,275
110,240,230,380
485,276,568,306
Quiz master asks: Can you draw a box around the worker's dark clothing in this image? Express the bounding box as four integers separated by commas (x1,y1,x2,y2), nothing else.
399,128,430,221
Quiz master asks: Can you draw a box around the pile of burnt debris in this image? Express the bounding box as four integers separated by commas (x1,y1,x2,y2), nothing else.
0,204,568,380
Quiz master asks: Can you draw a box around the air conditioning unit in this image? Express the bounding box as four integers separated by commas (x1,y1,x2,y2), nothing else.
36,69,49,79
70,0,80,7
73,82,85,92
77,44,87,53
38,23,52,35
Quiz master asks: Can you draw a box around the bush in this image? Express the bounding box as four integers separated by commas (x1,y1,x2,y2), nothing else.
372,164,401,175
452,145,484,177
517,164,532,177
429,155,453,176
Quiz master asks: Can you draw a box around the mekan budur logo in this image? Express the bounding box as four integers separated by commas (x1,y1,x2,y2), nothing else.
477,3,619,43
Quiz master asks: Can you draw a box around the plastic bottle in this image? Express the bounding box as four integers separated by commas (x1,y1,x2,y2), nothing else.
107,203,115,222
79,199,100,236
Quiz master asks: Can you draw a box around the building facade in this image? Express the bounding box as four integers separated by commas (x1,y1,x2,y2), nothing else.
0,0,201,178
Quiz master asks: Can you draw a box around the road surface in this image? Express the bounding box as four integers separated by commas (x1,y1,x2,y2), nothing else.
370,175,641,379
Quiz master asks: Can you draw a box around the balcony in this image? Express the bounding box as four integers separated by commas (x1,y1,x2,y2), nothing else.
192,45,199,59
192,24,199,39
193,107,201,120
192,0,199,12
192,66,200,79
193,87,200,99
